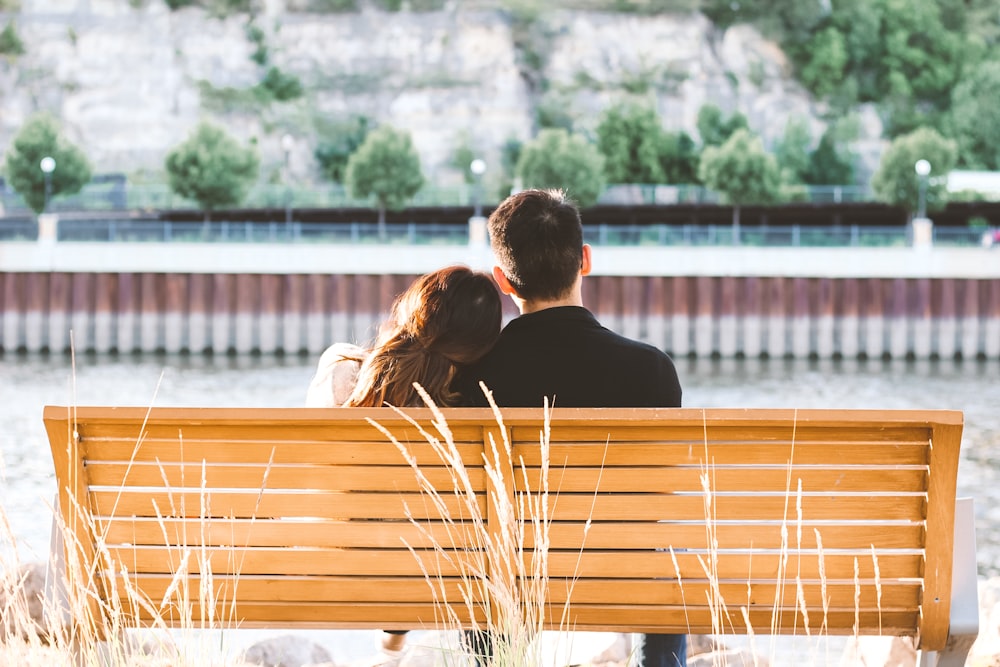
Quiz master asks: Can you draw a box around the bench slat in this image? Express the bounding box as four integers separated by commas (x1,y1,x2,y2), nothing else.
86,463,486,491
90,490,485,520
98,517,476,549
117,574,921,608
523,466,928,493
97,518,925,551
105,546,922,581
533,443,931,466
82,439,484,466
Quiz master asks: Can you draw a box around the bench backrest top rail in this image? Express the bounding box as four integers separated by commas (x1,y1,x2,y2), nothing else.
44,406,964,648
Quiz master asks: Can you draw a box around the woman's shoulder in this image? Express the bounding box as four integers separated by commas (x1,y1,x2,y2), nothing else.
318,342,367,365
305,342,367,407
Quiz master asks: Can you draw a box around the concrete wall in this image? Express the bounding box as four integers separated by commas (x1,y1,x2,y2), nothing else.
2,256,998,359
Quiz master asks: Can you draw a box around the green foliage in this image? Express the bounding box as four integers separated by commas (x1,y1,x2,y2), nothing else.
246,23,268,66
949,59,1000,170
698,128,782,206
3,115,92,215
596,102,666,184
799,27,847,97
165,0,196,9
165,123,260,216
696,103,748,147
806,125,856,185
608,0,698,13
657,130,700,184
450,134,478,185
700,0,760,28
871,126,957,213
259,66,303,101
314,115,370,184
345,125,425,221
0,21,25,57
535,91,576,132
301,0,358,11
774,117,812,184
516,128,606,208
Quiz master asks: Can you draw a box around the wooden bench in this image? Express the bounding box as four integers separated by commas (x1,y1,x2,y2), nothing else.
44,406,978,665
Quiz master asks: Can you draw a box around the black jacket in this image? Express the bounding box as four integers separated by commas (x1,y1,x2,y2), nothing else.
457,306,682,408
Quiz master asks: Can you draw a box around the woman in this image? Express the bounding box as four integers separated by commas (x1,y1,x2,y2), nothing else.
304,265,502,665
306,264,503,409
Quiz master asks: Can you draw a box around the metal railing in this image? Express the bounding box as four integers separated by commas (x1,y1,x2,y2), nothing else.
0,180,876,215
2,218,992,247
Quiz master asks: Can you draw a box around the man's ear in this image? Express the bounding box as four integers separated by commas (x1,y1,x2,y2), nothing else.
492,265,518,296
581,244,593,276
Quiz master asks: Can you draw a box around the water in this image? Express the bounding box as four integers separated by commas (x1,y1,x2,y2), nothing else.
2,352,998,574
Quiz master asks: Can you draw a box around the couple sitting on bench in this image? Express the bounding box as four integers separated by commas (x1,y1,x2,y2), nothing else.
306,189,687,667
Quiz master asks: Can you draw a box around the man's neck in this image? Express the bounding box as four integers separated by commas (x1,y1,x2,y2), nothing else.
518,292,583,315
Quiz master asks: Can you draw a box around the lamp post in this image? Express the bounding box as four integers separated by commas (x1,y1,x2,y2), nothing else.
281,133,294,228
470,158,486,219
915,159,931,220
40,156,56,213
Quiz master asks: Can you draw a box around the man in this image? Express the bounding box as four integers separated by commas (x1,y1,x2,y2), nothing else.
457,189,685,667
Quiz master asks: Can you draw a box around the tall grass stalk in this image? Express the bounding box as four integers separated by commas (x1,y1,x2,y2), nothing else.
368,383,568,667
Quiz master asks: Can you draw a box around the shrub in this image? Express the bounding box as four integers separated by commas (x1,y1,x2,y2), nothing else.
3,114,92,215
516,128,606,208
259,66,303,102
164,122,260,219
0,21,25,56
872,126,957,214
345,125,425,229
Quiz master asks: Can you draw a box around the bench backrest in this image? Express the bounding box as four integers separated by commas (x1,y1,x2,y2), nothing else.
44,406,963,649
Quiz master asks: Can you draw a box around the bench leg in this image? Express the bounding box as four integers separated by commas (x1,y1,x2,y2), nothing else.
918,498,980,667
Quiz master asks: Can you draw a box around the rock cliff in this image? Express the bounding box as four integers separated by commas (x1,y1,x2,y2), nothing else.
0,0,884,186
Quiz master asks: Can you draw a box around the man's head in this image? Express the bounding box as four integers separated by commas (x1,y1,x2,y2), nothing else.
487,189,586,303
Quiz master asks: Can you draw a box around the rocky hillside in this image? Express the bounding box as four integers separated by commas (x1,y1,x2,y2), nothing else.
0,0,884,188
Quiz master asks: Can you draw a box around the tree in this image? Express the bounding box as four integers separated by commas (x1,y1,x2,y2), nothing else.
950,59,1000,170
314,115,370,183
165,122,259,220
595,101,665,184
3,114,91,215
696,104,748,148
698,128,782,239
806,126,855,185
872,127,957,214
0,21,25,56
656,130,700,184
516,129,606,208
799,27,848,98
774,116,812,184
345,125,425,232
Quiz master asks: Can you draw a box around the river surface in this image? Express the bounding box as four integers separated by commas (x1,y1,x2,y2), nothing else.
2,353,998,576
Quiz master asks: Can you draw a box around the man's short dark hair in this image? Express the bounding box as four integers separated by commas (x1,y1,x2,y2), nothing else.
488,189,583,302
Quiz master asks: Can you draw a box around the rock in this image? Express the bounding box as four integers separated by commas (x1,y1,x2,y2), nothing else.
399,631,472,667
688,634,723,657
242,634,334,667
0,562,49,640
839,636,916,667
688,648,765,667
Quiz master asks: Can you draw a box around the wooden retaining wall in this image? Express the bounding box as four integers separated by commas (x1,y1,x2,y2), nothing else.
1,272,998,359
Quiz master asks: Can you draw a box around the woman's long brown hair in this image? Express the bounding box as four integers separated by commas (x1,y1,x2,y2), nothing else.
346,266,502,408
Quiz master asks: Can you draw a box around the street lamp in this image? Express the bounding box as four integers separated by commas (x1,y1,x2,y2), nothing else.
40,156,56,213
281,133,294,227
915,159,931,220
470,158,486,219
